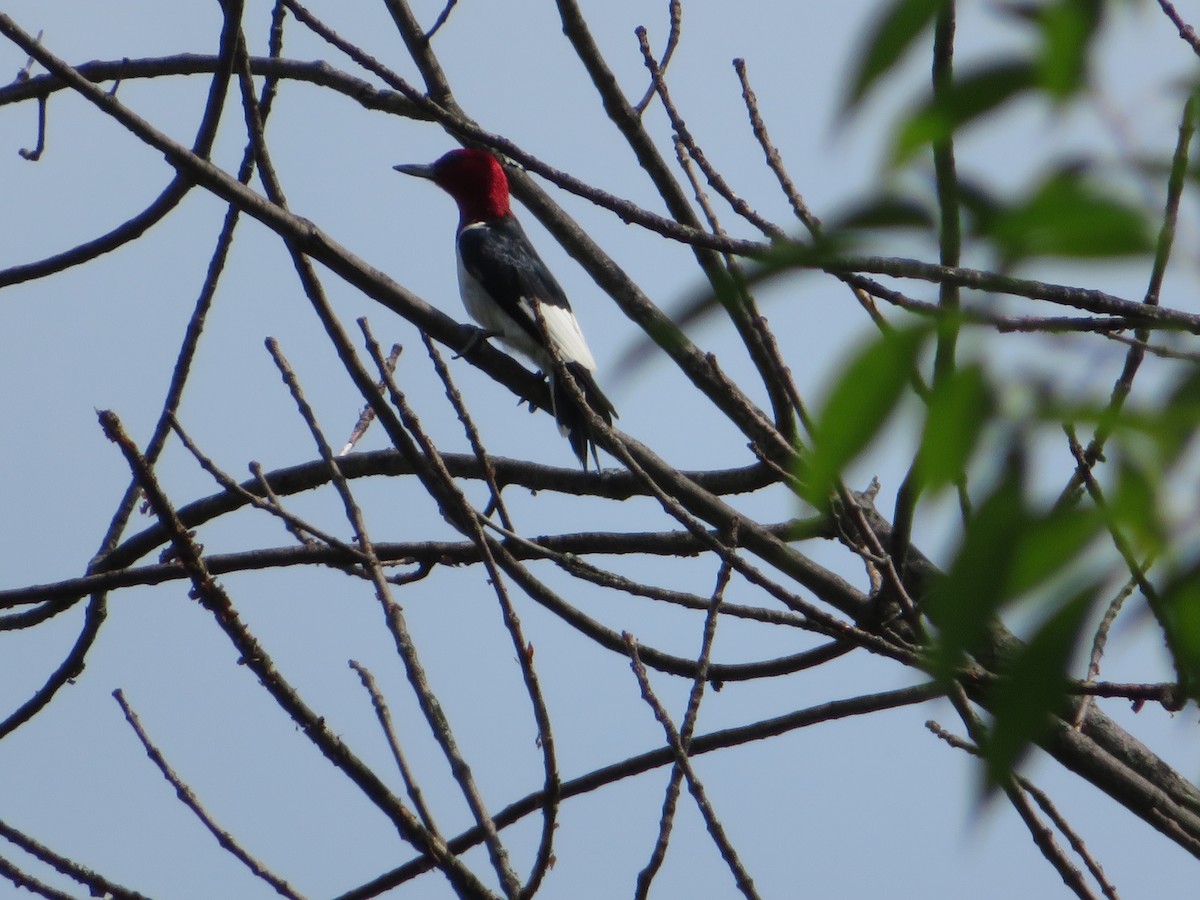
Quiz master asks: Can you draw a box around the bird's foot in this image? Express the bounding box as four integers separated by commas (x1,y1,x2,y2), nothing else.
454,326,501,360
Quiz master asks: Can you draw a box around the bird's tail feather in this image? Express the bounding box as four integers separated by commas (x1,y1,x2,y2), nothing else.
551,362,617,470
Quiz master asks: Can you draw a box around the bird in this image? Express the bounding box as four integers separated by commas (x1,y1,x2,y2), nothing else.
394,148,616,469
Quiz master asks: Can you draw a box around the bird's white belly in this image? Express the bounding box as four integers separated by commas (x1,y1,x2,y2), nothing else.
456,259,547,365
458,279,596,379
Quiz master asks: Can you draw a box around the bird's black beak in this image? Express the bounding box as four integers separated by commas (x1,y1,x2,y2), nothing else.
393,162,436,179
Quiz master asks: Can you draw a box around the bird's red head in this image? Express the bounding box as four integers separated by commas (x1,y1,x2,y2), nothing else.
394,149,511,225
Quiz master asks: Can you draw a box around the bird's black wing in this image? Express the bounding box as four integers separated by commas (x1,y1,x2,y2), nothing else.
457,216,573,345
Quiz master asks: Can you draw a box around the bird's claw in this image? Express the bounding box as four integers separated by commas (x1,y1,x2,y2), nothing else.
454,326,500,360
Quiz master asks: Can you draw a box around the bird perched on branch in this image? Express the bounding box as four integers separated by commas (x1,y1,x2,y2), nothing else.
394,148,616,469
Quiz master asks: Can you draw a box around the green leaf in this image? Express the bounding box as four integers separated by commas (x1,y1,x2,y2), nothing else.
1109,458,1165,557
1159,363,1200,465
1006,506,1104,598
1159,565,1200,698
802,324,932,510
611,237,848,377
983,584,1097,790
829,195,937,233
927,454,1028,680
993,2,1044,24
671,236,848,332
956,176,1004,237
927,441,1103,683
1035,0,1103,99
892,61,1037,165
1083,366,1200,469
987,168,1154,264
843,0,949,113
915,363,993,492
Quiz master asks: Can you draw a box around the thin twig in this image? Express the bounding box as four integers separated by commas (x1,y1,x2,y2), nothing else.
638,29,782,241
534,304,898,657
420,331,513,529
349,661,443,838
633,0,682,114
1067,680,1183,708
425,0,459,40
0,854,76,900
1157,0,1200,55
17,94,45,160
0,817,149,900
1102,331,1200,362
250,460,319,547
1056,94,1195,510
383,0,460,109
631,22,798,436
823,255,1200,332
340,343,403,455
283,0,423,100
944,685,1100,900
927,722,1119,899
0,0,247,742
733,58,821,236
1063,427,1172,687
359,320,559,899
1022,781,1121,900
555,0,797,443
889,2,965,602
15,30,46,161
113,690,304,899
226,48,513,893
624,634,762,900
1073,574,1143,727
841,273,1138,333
636,549,733,897
931,4,962,387
262,329,518,898
12,28,41,80
340,685,941,898
171,413,365,559
98,410,483,891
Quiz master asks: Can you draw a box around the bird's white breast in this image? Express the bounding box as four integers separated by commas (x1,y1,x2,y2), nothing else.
455,225,597,372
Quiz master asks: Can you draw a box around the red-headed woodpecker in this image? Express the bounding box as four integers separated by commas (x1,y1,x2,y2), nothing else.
394,148,616,469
